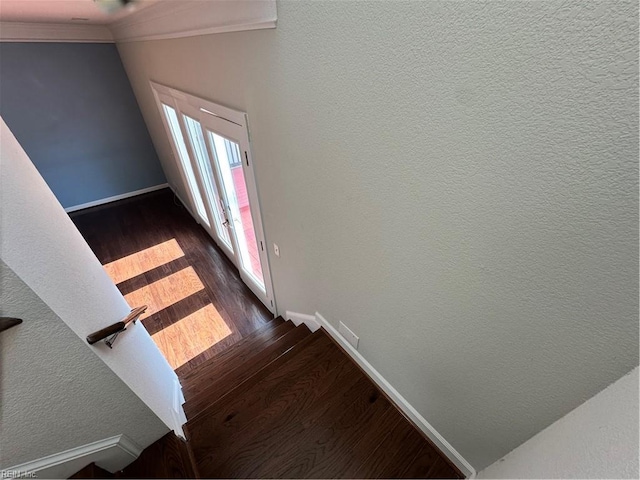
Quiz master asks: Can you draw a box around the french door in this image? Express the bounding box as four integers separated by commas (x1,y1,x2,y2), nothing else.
151,82,274,312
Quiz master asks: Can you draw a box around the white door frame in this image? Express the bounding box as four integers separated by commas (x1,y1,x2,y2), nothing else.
152,91,206,224
178,102,236,260
150,81,276,313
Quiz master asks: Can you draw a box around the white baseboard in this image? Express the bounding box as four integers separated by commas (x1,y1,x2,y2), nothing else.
285,310,320,332
167,184,198,220
5,435,143,478
172,377,188,440
311,311,476,478
64,184,169,213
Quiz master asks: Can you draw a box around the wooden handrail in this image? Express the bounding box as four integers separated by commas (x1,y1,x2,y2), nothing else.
86,306,147,347
86,322,126,345
0,317,23,333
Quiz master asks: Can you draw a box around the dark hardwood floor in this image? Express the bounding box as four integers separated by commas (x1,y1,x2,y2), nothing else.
116,433,196,479
109,319,463,479
70,189,463,479
71,188,273,377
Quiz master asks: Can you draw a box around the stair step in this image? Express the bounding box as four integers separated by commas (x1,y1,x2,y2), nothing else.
182,319,295,398
180,316,286,383
70,463,113,479
188,332,364,477
189,332,328,425
184,324,312,419
115,433,195,479
180,317,290,388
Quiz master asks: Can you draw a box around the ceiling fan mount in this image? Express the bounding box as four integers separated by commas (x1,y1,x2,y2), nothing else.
93,0,137,14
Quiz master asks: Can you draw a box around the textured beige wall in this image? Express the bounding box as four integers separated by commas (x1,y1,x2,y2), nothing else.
0,260,168,468
116,1,639,470
479,368,639,479
1,118,182,439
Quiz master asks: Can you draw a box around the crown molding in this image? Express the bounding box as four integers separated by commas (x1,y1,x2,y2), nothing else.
0,1,276,44
109,0,276,43
0,21,114,42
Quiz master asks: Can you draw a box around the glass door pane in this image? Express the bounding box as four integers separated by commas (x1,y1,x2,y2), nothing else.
161,104,210,227
182,114,234,253
207,130,265,289
152,81,274,312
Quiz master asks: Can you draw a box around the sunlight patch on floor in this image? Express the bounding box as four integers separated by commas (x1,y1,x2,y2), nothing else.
124,266,204,319
151,304,232,369
104,238,185,284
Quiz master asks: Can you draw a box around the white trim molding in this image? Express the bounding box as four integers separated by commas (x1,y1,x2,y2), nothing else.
0,0,275,44
172,378,188,440
0,22,114,43
110,0,276,43
285,311,321,332
64,184,169,213
302,311,476,478
4,435,142,478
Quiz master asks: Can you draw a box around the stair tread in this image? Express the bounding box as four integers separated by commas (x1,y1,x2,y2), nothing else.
116,433,195,479
189,331,366,477
184,324,312,419
181,317,291,389
70,462,113,479
180,316,285,382
189,332,329,424
182,320,296,399
189,336,336,445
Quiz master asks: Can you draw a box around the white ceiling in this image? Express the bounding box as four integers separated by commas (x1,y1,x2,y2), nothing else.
0,0,158,25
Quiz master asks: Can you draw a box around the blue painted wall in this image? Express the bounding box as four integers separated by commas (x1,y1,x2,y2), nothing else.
0,42,166,208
